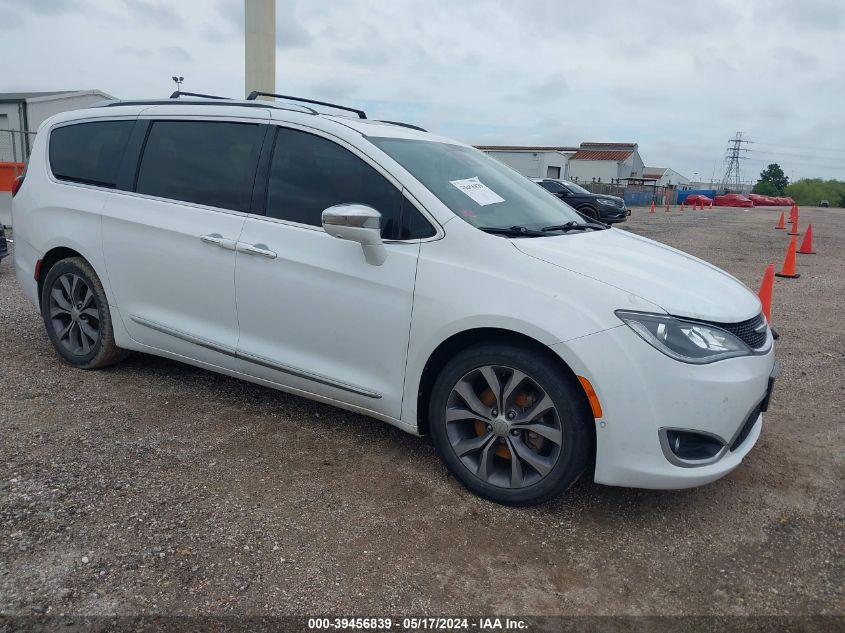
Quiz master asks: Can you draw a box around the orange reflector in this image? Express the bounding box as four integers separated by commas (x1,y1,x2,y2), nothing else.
577,376,603,419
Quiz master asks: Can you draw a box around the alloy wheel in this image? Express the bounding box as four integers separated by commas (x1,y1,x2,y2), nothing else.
48,273,101,356
444,365,563,489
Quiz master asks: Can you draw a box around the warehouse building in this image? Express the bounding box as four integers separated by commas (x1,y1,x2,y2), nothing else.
478,141,645,185
643,166,690,188
566,142,644,184
474,145,578,179
0,90,115,162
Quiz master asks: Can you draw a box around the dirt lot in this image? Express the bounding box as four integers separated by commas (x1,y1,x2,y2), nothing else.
0,206,842,619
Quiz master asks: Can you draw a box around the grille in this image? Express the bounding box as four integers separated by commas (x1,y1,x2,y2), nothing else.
730,403,761,451
705,313,767,350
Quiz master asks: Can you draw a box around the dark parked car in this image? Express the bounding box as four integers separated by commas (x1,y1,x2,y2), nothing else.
0,225,7,263
533,178,629,223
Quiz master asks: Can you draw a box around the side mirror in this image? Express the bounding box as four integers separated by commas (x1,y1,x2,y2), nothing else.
322,204,387,266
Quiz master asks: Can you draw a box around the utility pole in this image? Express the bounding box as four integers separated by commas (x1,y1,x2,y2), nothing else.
245,0,276,100
720,132,752,192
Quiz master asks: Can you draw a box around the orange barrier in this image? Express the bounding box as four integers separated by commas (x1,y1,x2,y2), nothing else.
775,236,800,279
757,264,775,322
798,224,816,255
0,162,25,192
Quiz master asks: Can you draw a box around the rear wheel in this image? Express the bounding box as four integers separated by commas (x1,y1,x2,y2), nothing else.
429,344,592,505
41,257,128,369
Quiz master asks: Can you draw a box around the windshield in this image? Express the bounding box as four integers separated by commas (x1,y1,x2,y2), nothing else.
367,137,584,231
563,180,592,195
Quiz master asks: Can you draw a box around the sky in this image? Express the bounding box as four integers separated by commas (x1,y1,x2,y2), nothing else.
1,0,844,183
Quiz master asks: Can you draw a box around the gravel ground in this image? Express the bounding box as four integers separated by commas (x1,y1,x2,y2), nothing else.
0,206,842,618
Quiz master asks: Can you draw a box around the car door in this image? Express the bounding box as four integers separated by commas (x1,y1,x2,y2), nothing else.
234,125,433,418
101,114,268,368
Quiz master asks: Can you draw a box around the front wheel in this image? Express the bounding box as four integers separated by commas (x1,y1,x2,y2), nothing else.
429,344,592,506
578,206,599,221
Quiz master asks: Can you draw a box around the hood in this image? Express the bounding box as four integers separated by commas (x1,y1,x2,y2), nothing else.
512,229,761,322
595,194,623,203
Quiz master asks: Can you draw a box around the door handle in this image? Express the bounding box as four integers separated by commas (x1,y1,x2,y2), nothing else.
200,234,237,251
236,242,277,259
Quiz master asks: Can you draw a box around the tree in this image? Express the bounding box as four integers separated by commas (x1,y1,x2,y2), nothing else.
784,178,845,207
752,180,780,196
753,163,789,195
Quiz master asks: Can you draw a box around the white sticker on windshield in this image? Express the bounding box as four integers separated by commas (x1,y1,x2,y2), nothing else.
449,177,505,206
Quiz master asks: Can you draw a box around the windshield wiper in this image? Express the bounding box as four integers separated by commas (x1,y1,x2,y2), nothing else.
541,221,609,233
479,225,546,237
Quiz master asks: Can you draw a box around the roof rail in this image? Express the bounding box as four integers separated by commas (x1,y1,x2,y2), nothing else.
169,91,229,100
377,120,427,132
246,91,366,119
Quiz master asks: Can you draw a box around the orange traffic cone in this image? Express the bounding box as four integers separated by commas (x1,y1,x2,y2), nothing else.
665,201,670,212
757,264,775,322
650,200,655,213
789,205,797,224
680,202,685,212
797,224,816,254
788,218,800,236
775,212,785,229
775,236,800,278
709,200,713,208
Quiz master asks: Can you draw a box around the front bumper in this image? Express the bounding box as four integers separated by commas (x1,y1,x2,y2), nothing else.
602,207,628,223
551,324,775,489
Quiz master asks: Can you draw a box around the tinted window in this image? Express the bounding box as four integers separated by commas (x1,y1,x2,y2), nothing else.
399,198,436,239
539,180,565,193
266,128,402,238
136,121,263,212
50,121,133,188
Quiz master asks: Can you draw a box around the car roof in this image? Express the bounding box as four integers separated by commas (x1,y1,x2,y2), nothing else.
45,96,462,146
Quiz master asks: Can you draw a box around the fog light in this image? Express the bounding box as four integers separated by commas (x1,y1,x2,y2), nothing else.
664,429,725,462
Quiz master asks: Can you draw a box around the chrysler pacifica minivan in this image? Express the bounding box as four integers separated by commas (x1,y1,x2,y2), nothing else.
11,93,776,505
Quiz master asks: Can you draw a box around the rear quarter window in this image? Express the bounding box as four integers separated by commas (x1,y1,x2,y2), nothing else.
49,121,133,188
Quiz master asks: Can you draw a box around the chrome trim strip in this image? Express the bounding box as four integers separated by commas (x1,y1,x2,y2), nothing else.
129,315,382,400
237,350,382,399
129,315,237,356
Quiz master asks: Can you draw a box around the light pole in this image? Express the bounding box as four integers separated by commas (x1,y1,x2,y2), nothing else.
172,75,184,93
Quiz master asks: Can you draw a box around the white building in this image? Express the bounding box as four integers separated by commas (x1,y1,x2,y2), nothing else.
566,142,644,184
0,90,116,162
643,166,690,188
475,145,578,179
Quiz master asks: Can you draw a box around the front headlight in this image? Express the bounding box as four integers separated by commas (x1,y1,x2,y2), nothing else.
615,311,752,364
597,198,621,206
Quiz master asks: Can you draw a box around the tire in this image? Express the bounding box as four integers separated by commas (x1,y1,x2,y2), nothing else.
40,257,129,369
578,205,599,221
428,343,592,506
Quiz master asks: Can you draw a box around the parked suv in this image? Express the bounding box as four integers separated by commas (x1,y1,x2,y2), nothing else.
12,94,776,505
532,178,629,223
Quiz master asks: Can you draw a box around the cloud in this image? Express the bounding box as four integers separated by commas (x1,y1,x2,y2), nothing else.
0,0,842,181
161,45,193,62
122,0,180,27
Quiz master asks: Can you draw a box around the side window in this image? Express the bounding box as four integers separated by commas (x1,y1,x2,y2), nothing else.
399,197,436,239
135,121,263,212
539,180,564,193
49,121,133,188
266,128,402,238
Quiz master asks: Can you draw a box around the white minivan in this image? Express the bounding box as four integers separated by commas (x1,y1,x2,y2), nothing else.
11,94,776,505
